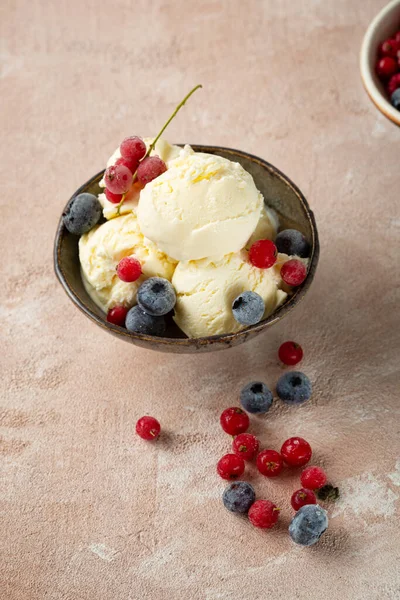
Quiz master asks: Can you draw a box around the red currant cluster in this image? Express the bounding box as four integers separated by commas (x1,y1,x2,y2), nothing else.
248,239,307,287
375,30,400,108
107,254,144,327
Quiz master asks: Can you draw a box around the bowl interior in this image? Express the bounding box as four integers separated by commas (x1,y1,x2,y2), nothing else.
55,146,319,352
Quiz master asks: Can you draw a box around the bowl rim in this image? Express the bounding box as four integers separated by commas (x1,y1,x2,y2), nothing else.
360,0,400,127
54,145,319,348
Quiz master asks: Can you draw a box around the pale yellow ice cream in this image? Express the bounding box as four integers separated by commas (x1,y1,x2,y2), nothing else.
137,150,263,261
247,205,279,247
172,251,294,338
79,213,177,312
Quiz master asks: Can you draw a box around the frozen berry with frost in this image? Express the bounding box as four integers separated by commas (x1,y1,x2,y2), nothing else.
275,229,310,258
248,500,280,529
220,407,250,435
281,259,307,286
137,277,176,316
300,466,327,490
281,437,312,467
276,371,312,405
125,306,166,336
240,381,273,414
116,257,142,283
249,239,278,268
256,449,284,477
217,453,245,480
291,488,317,511
392,88,400,109
278,341,303,366
105,188,123,204
120,136,146,163
222,481,256,514
107,305,128,327
136,416,161,440
137,155,167,185
104,164,133,194
115,156,139,173
289,504,328,546
63,193,102,235
232,433,259,461
232,291,265,326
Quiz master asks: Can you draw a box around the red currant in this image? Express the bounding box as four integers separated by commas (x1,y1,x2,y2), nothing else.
135,416,161,440
281,259,307,286
281,437,312,467
220,407,250,435
217,453,245,480
256,449,283,477
105,188,123,204
115,156,139,173
388,73,400,95
116,257,142,283
248,500,280,529
278,341,303,366
232,433,259,461
378,38,398,58
137,156,167,185
291,488,317,511
300,466,327,490
376,56,398,78
107,305,128,327
248,239,278,269
104,164,133,194
120,136,146,163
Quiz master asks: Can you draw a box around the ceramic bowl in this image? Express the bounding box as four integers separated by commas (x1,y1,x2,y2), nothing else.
54,146,319,353
360,0,400,126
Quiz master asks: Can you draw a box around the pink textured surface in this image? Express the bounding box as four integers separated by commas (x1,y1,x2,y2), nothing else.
1,1,400,599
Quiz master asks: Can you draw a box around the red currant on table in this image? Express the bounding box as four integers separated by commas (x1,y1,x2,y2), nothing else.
291,488,317,511
248,239,278,269
278,341,303,366
217,453,245,480
388,73,400,96
220,407,250,435
379,38,398,58
256,449,283,477
120,136,147,163
281,437,312,467
137,156,167,185
105,189,123,204
232,433,259,461
300,466,327,490
116,257,142,283
281,259,307,286
248,500,280,529
104,164,133,194
135,416,161,440
376,56,398,78
107,305,128,327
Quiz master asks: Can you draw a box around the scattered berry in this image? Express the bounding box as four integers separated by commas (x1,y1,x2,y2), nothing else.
240,381,273,414
104,164,133,194
275,229,310,258
105,188,123,204
248,500,280,529
232,433,259,461
281,437,312,467
125,305,166,336
379,38,398,58
276,371,312,405
291,488,317,511
232,291,265,326
63,193,102,235
107,305,128,327
116,257,142,283
300,466,327,490
222,481,256,514
391,87,400,109
289,504,328,546
136,416,161,440
316,484,340,502
217,453,245,480
137,155,167,185
220,407,250,435
115,156,139,173
137,277,176,316
256,449,283,478
120,136,146,163
278,341,303,366
281,259,307,286
248,239,278,268
376,56,398,78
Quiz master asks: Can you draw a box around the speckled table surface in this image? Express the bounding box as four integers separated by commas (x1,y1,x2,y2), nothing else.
1,1,400,599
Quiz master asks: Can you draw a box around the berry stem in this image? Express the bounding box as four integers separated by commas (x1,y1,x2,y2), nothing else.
115,84,202,215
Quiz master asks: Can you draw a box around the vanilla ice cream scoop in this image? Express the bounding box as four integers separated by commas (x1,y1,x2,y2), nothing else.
137,151,263,261
172,252,290,338
79,213,177,312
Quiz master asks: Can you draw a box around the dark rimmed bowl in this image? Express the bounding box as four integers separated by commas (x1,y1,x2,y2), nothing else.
54,145,319,353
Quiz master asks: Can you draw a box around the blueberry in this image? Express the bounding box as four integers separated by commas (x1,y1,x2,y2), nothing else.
275,229,310,258
391,88,400,110
289,504,328,546
276,371,312,405
232,291,264,326
137,277,176,316
240,381,273,414
125,305,166,336
63,193,102,235
222,481,256,514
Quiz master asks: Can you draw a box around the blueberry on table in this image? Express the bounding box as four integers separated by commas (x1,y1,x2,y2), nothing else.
63,193,102,235
240,381,273,414
125,305,166,336
222,481,256,514
276,371,312,405
137,277,176,316
232,291,265,326
391,88,400,110
275,229,310,258
289,504,328,546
